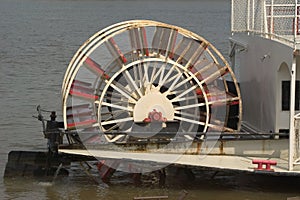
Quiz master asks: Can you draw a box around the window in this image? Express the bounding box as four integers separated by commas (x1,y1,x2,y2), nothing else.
282,81,300,111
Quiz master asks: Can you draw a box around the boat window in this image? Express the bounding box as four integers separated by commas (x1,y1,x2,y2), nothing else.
282,81,300,111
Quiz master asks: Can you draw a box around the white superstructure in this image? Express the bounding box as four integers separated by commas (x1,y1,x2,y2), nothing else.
230,0,300,170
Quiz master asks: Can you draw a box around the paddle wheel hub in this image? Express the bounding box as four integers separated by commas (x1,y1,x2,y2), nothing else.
144,109,167,123
134,87,173,123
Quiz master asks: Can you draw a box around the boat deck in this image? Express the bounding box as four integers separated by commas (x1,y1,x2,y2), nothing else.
59,137,300,176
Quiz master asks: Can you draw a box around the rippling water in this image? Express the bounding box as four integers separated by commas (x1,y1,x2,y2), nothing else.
1,0,300,199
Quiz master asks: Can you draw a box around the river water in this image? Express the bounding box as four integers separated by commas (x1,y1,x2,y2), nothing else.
1,0,300,199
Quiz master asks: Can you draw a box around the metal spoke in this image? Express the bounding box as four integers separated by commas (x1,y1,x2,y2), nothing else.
158,64,166,86
102,109,130,122
143,62,150,86
170,85,198,102
208,96,240,105
174,110,199,118
101,109,128,116
200,66,228,85
174,116,206,126
103,124,120,132
171,95,199,103
109,81,137,103
174,103,206,110
101,101,133,112
165,74,194,95
101,117,133,126
123,69,143,98
149,63,165,85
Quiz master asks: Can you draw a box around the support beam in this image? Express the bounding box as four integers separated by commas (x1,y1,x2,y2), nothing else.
289,55,297,171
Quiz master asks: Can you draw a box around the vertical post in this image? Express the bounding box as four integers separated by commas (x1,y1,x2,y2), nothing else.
247,0,250,33
270,0,274,35
294,0,298,47
251,0,254,31
289,55,297,171
263,0,268,34
231,0,234,34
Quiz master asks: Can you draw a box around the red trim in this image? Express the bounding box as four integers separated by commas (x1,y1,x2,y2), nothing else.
84,57,110,80
70,89,98,100
71,84,94,93
141,27,149,56
168,29,178,59
230,100,240,106
67,119,97,129
108,38,127,63
67,111,93,118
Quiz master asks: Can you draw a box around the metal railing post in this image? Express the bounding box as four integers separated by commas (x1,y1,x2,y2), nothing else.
289,55,297,171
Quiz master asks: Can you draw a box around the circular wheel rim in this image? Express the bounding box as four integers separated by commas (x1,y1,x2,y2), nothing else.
61,20,242,171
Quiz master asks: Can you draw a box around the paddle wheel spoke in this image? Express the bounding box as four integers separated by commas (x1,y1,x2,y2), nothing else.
173,116,206,126
174,103,206,111
100,101,133,112
122,69,143,98
170,85,198,103
174,110,200,119
101,117,134,126
108,81,137,103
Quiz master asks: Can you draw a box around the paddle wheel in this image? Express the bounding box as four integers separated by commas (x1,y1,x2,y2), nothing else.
62,20,241,148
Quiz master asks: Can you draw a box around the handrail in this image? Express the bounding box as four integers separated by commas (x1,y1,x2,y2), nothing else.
231,0,300,48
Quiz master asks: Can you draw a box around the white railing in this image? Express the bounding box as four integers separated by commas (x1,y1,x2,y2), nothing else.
231,0,300,47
